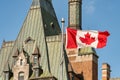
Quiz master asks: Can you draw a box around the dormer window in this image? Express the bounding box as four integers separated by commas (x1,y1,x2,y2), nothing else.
50,22,55,29
32,46,40,65
34,56,38,64
20,59,23,66
24,37,35,44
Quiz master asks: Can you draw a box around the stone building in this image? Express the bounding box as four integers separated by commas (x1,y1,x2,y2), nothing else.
0,0,119,80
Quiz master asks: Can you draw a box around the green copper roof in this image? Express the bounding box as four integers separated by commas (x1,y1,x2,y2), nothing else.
3,62,10,72
0,41,14,76
0,0,68,80
31,0,61,36
78,47,97,55
46,35,68,79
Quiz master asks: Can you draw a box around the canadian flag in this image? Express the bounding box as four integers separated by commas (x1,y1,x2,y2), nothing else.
66,28,110,49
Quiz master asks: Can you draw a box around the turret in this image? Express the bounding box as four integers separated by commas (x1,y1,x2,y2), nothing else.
68,0,82,29
67,0,98,79
32,46,43,77
102,63,111,80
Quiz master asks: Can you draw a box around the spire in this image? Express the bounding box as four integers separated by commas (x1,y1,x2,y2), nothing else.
31,0,40,9
31,0,52,9
68,0,82,29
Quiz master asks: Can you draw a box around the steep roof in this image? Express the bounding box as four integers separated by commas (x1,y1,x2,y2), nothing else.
0,41,14,76
46,35,68,79
0,0,68,80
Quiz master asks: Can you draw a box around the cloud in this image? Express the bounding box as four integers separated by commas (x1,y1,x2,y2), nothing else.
84,0,96,14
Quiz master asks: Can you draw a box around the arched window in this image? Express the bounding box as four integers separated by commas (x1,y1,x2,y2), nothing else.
18,72,24,80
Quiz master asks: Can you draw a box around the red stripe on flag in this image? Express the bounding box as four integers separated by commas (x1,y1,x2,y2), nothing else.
97,31,110,48
66,28,77,48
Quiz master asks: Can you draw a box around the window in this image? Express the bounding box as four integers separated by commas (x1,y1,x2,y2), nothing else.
18,72,24,80
24,37,34,44
50,22,55,29
14,59,16,65
34,56,38,64
20,59,23,66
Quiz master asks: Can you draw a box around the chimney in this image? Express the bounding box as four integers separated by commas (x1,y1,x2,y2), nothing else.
68,0,82,29
102,63,111,80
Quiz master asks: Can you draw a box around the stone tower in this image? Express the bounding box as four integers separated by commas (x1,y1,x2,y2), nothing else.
67,47,99,80
68,0,82,29
102,63,111,80
67,0,99,80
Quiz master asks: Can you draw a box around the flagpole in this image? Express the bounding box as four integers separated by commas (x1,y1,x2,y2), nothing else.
60,18,65,80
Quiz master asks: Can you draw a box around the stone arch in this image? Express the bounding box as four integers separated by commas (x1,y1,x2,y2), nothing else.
18,72,24,80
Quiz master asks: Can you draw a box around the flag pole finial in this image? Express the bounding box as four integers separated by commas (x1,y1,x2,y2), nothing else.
61,18,65,23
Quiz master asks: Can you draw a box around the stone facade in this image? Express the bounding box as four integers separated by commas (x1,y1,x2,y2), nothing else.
67,0,99,79
68,0,82,29
12,49,29,80
66,49,98,80
1,0,120,80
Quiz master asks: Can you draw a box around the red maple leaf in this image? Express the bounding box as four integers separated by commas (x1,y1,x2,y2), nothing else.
80,32,95,45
